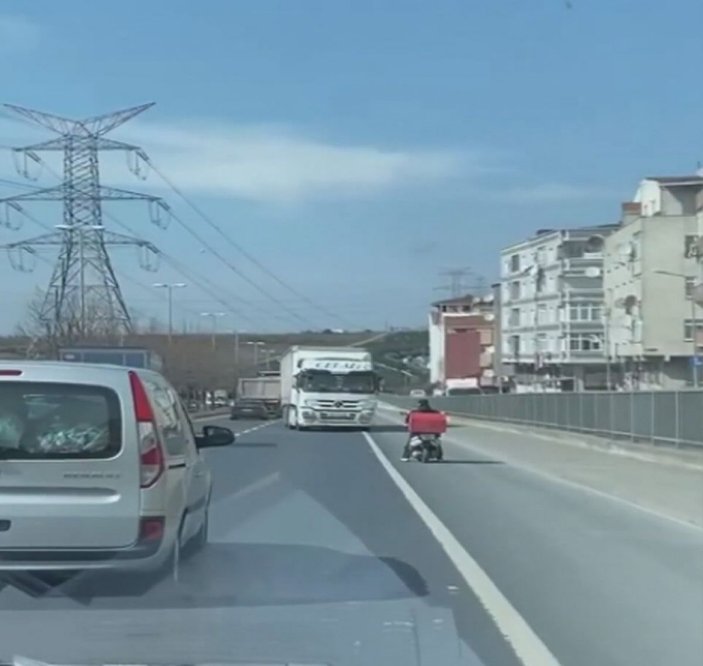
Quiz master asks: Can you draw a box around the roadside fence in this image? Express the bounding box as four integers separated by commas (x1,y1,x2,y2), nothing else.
384,391,703,448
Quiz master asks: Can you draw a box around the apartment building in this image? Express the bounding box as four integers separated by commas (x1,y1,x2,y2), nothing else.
604,176,703,389
500,224,619,390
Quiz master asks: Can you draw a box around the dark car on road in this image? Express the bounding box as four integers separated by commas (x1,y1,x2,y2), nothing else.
230,398,270,420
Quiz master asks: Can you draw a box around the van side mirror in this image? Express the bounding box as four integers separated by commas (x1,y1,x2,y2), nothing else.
197,425,235,448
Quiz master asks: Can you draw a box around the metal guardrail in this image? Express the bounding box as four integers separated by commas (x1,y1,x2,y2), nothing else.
384,391,703,448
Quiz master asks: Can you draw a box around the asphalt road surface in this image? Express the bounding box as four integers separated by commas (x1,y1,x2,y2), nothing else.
0,414,701,666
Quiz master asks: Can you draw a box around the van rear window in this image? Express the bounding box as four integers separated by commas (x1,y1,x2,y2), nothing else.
0,382,121,460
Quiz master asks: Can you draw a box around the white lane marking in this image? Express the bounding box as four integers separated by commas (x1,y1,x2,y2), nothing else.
362,431,561,666
235,420,280,436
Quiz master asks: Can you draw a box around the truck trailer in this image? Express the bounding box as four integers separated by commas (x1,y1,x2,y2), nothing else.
280,346,378,430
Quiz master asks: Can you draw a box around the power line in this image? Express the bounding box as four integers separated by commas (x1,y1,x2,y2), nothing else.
9,152,295,328
141,154,356,329
20,150,320,330
99,207,287,328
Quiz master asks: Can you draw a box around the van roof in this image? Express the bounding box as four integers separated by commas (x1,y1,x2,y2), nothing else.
0,360,160,381
0,360,133,372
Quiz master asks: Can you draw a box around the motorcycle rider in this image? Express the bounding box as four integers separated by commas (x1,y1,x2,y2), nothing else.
402,398,440,461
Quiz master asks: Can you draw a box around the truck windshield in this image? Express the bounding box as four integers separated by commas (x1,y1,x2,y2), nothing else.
299,371,376,394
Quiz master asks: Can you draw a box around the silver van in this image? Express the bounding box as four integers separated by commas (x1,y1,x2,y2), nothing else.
0,361,234,578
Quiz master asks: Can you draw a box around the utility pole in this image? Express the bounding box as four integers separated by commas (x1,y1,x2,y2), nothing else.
153,282,187,343
201,312,226,349
233,330,241,368
0,103,164,346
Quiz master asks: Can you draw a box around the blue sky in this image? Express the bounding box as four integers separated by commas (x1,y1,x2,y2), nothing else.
0,0,701,333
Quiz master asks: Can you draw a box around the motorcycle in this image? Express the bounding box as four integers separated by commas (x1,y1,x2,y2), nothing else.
408,433,444,463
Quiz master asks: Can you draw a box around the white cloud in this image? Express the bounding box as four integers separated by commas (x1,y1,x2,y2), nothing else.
109,121,471,204
502,182,613,203
0,15,41,53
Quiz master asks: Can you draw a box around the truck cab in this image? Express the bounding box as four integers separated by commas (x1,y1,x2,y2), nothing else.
280,347,379,430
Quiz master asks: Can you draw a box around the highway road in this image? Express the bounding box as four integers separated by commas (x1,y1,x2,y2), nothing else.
0,413,701,666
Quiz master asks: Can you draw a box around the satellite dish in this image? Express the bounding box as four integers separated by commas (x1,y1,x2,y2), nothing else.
585,235,604,253
584,266,601,278
618,243,633,261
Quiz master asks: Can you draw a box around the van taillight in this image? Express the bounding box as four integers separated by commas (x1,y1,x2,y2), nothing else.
139,517,165,542
129,371,165,488
0,370,22,376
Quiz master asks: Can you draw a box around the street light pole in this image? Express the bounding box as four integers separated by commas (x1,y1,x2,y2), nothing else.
153,283,187,343
200,312,226,350
246,340,265,370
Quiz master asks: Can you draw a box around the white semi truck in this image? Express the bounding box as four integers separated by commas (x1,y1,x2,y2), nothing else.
280,346,379,430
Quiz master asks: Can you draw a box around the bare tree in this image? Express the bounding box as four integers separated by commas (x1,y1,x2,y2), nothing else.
16,289,129,357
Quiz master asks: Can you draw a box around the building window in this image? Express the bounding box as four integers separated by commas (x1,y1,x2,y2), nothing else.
536,333,548,352
685,277,696,300
568,334,603,352
510,254,520,273
509,308,520,327
569,303,604,322
510,335,520,356
535,247,546,265
510,281,521,300
683,319,703,341
685,235,701,259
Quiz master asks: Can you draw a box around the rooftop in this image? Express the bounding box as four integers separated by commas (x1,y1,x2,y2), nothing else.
431,294,475,307
645,175,703,186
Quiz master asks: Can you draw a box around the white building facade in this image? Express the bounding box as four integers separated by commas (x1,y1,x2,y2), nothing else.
500,225,619,391
604,176,703,389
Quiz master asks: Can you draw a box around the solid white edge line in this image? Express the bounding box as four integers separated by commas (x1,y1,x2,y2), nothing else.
362,431,561,666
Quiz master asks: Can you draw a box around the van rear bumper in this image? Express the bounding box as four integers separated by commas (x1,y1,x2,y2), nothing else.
0,538,172,573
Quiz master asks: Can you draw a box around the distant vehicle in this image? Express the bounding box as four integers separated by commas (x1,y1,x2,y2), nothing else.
231,375,281,420
58,345,163,371
280,346,378,430
409,388,426,398
230,398,270,420
0,361,235,579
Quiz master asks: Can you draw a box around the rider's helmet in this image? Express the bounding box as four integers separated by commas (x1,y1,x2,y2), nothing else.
417,398,431,410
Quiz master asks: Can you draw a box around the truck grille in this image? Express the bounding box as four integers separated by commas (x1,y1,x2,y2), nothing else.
314,399,361,409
